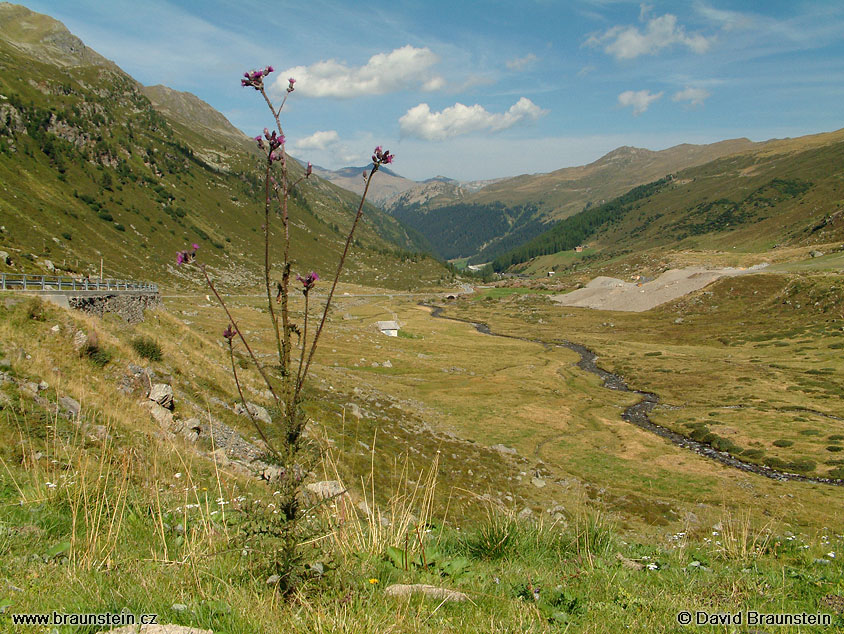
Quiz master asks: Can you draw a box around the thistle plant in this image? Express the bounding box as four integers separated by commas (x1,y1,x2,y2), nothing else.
179,64,392,591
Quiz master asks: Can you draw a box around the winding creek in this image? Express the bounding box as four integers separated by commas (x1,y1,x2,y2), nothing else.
424,305,844,487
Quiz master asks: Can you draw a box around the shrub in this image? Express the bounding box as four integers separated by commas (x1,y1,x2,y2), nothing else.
131,336,163,362
61,231,72,240
828,435,844,441
84,344,112,367
826,445,843,452
773,439,794,448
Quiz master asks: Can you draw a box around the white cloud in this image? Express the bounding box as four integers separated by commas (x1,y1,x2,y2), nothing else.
399,97,547,141
292,130,340,151
695,3,752,31
586,13,713,60
506,53,538,71
672,86,711,107
276,45,444,98
618,90,663,115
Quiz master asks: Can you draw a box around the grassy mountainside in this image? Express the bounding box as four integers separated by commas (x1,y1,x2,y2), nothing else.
389,140,760,264
494,130,844,272
0,4,444,290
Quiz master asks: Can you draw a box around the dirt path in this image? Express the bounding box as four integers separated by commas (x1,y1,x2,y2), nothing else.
423,304,843,487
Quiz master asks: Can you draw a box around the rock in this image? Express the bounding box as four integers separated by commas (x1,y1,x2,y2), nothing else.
234,402,271,425
260,465,284,482
531,477,546,489
673,317,684,324
98,626,213,634
142,401,174,427
72,330,89,351
306,480,346,500
59,395,81,417
382,360,392,368
171,604,188,612
266,574,281,585
384,584,469,602
148,383,174,410
50,324,61,333
38,380,49,391
346,403,363,420
43,259,54,271
810,250,825,258
491,444,517,456
616,553,645,570
518,507,534,521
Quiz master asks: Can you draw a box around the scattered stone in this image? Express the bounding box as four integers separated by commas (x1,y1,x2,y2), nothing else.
518,507,534,521
384,584,469,602
50,324,61,333
346,403,363,419
266,574,281,585
810,250,825,258
171,604,188,612
491,444,517,456
616,553,645,570
382,360,392,368
72,330,88,351
38,380,49,391
148,384,174,410
673,317,684,324
43,259,54,271
58,395,81,417
531,477,546,489
306,480,346,500
234,402,271,425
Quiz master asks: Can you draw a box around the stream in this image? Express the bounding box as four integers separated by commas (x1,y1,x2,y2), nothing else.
424,304,843,487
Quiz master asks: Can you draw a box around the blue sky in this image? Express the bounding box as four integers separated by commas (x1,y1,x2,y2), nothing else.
18,0,844,181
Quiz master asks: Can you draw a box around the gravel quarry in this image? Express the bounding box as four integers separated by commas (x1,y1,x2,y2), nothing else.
550,265,769,312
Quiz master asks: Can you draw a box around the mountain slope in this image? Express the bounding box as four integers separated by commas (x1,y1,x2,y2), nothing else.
492,129,844,271
0,3,444,290
389,139,762,263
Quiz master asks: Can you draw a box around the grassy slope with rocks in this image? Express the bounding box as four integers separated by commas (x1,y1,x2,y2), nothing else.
0,3,445,291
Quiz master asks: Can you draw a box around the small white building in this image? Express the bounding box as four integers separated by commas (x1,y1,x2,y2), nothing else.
375,320,400,337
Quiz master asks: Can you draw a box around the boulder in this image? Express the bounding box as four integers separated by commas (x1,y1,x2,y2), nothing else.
384,584,469,602
148,383,174,410
59,395,81,418
491,444,517,456
141,401,174,427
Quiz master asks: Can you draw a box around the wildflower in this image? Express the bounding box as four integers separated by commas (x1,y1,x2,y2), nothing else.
241,66,273,90
287,77,296,92
368,578,379,584
175,242,198,265
306,162,313,177
296,271,319,294
255,136,265,150
372,146,394,166
223,324,236,341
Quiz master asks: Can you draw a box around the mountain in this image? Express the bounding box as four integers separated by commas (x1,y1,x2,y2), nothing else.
0,3,444,290
492,128,844,272
390,139,761,263
311,163,418,209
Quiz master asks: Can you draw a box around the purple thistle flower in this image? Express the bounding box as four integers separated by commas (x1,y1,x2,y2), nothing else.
176,251,185,265
296,271,319,294
306,162,313,177
287,77,296,93
223,324,236,341
192,243,199,251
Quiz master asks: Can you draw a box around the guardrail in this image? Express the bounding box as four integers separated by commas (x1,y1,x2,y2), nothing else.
0,273,158,293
